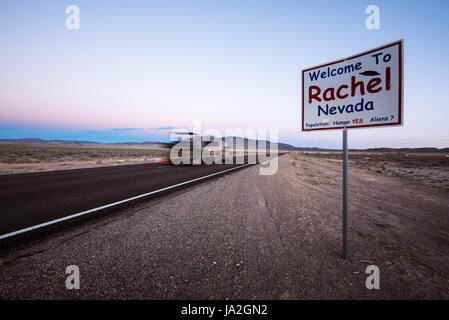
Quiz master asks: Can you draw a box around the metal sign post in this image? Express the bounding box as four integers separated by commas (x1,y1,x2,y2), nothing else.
342,129,348,259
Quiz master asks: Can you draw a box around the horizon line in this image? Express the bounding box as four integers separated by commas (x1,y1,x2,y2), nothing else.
1,137,448,151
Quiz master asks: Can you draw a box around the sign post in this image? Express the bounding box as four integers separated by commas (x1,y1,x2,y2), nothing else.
301,40,403,259
342,128,348,259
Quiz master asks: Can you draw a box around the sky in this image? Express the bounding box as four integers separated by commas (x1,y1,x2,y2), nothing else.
0,0,448,148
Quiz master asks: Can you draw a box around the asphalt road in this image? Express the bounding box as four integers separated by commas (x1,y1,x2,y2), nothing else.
0,159,258,240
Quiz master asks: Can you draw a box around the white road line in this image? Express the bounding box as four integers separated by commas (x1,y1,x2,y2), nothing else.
0,163,253,240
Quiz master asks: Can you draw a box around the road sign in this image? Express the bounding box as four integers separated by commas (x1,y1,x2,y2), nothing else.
302,40,403,131
301,40,404,259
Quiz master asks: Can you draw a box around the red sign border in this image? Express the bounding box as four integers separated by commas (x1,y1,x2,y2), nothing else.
301,40,403,132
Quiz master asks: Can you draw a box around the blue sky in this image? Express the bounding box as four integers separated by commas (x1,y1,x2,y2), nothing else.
0,0,448,148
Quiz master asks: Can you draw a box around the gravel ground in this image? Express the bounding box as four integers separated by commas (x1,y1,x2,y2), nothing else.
0,154,448,299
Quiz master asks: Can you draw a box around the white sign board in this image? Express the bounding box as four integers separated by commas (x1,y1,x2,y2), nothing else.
302,40,403,131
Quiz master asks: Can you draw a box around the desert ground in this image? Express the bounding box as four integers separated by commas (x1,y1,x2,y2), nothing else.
1,143,448,192
0,143,170,175
0,151,448,299
0,142,276,175
299,150,449,192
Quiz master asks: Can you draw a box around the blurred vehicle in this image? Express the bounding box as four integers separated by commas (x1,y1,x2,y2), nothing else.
168,132,221,165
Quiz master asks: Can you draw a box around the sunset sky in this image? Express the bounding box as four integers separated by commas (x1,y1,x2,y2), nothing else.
1,0,448,148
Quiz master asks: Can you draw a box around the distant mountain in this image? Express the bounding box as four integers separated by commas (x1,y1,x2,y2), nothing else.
219,136,333,151
115,141,172,147
0,137,301,150
0,138,447,153
0,138,100,144
358,147,449,153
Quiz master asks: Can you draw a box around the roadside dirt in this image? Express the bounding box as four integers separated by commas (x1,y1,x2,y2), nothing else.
0,143,170,174
299,151,449,192
0,153,448,299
